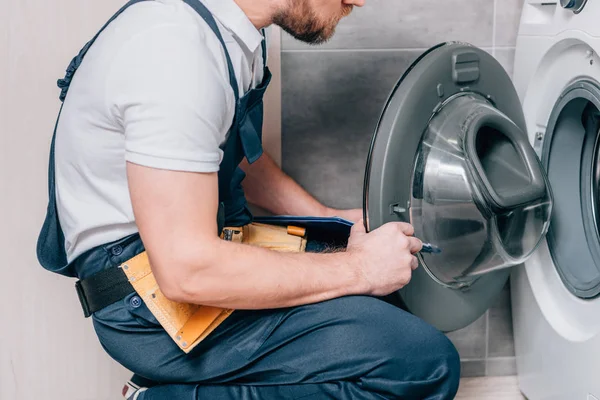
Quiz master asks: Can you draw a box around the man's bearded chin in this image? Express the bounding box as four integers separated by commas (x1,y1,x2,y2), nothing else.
274,2,353,45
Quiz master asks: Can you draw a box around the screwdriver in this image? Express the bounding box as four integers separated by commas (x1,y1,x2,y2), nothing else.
421,242,442,254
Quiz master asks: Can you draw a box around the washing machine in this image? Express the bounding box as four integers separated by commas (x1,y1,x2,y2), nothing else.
359,2,600,399
510,1,600,399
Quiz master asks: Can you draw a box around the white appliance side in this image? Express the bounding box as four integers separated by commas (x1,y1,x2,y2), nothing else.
512,268,600,400
514,31,600,340
0,1,282,399
518,0,600,38
512,10,600,399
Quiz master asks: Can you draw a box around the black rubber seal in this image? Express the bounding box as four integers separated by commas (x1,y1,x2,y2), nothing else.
464,109,547,213
542,80,600,299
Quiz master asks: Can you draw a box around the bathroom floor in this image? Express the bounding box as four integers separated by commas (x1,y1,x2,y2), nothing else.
456,376,526,399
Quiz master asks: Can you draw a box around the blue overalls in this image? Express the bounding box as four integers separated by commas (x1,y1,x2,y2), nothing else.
36,1,461,398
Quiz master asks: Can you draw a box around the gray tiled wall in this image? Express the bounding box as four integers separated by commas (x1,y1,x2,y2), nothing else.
281,0,525,377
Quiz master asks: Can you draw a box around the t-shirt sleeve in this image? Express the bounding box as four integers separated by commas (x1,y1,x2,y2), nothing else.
105,23,234,173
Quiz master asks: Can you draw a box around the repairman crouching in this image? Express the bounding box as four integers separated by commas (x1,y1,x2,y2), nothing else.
37,0,461,398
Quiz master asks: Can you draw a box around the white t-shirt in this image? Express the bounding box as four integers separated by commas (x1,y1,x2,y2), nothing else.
55,0,266,262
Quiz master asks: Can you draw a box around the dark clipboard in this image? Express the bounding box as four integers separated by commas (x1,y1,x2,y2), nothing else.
253,216,354,248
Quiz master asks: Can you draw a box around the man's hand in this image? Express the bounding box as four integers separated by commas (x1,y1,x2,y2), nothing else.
346,219,422,297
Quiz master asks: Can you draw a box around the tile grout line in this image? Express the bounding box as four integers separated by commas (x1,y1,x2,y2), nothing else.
281,46,513,54
487,2,497,364
282,48,435,53
492,0,498,57
462,356,516,362
485,310,490,376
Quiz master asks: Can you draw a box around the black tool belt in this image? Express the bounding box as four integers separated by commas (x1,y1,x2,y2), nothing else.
75,266,135,318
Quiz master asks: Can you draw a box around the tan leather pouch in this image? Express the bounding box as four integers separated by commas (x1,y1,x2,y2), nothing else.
222,223,307,252
120,223,307,353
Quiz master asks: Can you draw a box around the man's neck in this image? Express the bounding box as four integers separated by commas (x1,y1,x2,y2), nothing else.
233,0,276,29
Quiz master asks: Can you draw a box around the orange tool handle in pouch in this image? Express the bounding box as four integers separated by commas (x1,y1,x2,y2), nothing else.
120,223,307,353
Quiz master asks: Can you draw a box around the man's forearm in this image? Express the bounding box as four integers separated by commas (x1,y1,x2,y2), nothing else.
128,162,366,310
240,153,331,216
161,238,366,310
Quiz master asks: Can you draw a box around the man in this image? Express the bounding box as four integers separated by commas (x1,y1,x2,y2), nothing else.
37,0,460,398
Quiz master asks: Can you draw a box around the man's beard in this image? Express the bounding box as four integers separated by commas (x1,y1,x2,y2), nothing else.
273,0,353,45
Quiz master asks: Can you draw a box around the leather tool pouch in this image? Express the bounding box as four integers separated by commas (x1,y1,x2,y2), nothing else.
120,223,307,353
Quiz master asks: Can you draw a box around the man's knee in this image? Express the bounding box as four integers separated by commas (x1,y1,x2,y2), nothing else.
379,305,461,398
317,296,460,396
421,330,461,396
314,296,458,358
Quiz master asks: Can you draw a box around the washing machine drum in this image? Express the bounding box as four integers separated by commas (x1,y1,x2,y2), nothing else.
364,42,553,332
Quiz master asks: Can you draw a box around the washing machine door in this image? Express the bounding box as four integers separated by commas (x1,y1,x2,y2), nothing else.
363,42,553,332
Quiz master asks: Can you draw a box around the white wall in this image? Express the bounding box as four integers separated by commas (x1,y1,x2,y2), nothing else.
0,1,281,398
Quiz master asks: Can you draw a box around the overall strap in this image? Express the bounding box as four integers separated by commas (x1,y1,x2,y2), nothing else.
58,0,240,103
39,0,244,275
182,0,240,102
50,0,154,208
261,29,268,67
53,0,243,200
58,0,150,102
39,0,153,275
